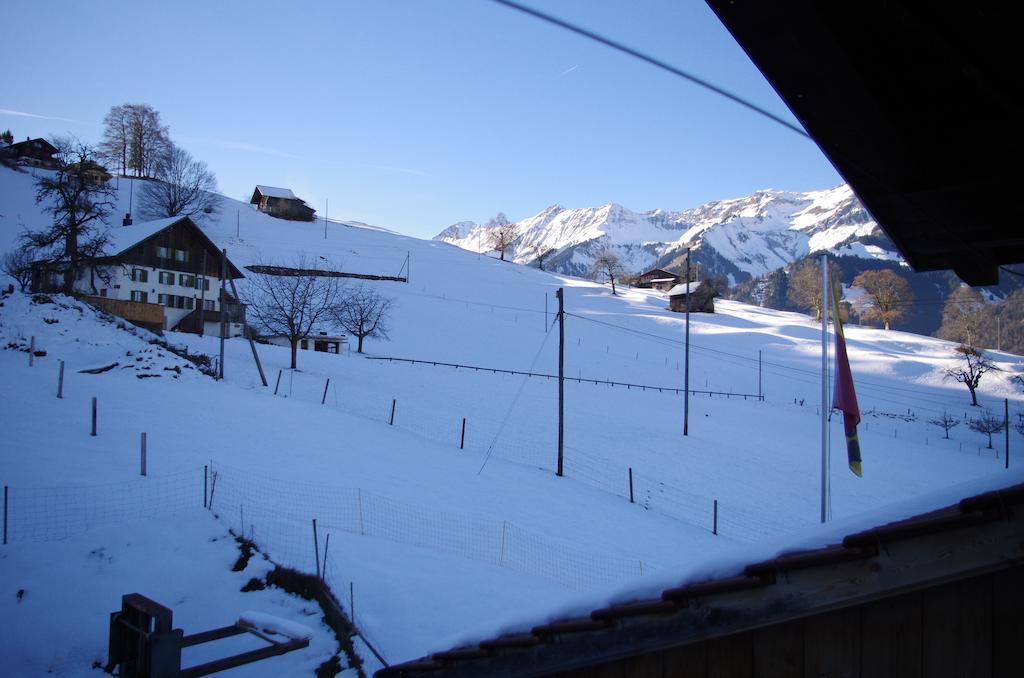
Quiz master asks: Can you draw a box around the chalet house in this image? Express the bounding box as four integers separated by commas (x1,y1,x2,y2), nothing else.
634,268,679,291
0,137,60,169
65,159,112,186
31,216,247,336
667,280,716,313
250,185,316,221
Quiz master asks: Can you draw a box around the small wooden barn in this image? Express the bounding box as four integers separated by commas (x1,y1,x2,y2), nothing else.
377,481,1024,678
634,268,679,291
250,185,316,221
667,280,716,313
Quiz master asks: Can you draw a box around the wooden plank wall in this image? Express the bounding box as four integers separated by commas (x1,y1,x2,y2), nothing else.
558,566,1023,678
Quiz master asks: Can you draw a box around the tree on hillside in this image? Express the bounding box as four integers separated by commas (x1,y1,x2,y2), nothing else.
485,213,518,261
138,144,220,222
852,269,913,330
245,258,341,369
20,138,115,295
989,289,1024,355
100,103,170,177
968,408,1004,449
944,344,997,406
534,245,555,271
331,285,394,353
787,258,835,320
938,286,988,347
1,248,34,291
98,104,133,176
591,249,626,295
928,411,960,439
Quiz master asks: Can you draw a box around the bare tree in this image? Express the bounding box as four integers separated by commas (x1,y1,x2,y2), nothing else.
102,104,170,178
534,245,555,271
786,258,841,321
938,286,987,348
852,269,913,330
20,138,114,294
928,411,960,439
244,259,340,369
968,408,1004,449
787,259,824,319
98,104,133,176
485,213,518,261
331,285,394,353
1,248,34,291
138,144,220,222
591,249,626,295
944,344,997,406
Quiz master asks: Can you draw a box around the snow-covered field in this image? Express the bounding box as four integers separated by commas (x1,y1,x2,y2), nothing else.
2,167,1023,674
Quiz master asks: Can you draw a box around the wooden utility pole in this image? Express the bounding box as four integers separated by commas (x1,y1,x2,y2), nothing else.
684,248,691,436
227,276,268,387
219,248,227,380
557,287,565,477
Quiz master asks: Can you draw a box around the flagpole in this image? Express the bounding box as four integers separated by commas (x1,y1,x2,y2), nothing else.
820,254,829,524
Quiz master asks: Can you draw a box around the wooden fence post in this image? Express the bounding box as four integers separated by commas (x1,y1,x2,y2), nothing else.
322,533,331,582
2,485,7,545
460,418,466,449
628,467,634,503
91,397,97,436
499,521,508,566
312,518,321,579
204,465,208,508
321,378,330,405
140,433,147,476
57,360,64,399
389,399,396,426
713,499,718,535
28,336,34,367
274,370,282,395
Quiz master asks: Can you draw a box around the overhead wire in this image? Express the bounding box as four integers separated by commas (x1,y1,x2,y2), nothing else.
487,0,811,140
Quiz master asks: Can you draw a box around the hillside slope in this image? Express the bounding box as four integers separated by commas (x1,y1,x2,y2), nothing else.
3,167,1024,670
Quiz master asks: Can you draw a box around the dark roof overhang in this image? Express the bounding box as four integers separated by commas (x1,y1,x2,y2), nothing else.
706,2,1024,285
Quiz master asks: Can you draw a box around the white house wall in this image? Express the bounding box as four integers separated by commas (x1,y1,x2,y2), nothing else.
75,264,224,331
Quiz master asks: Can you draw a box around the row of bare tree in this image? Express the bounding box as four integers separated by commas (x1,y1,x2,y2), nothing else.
244,260,394,369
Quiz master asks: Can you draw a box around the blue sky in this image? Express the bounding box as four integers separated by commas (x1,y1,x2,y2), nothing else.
3,0,841,238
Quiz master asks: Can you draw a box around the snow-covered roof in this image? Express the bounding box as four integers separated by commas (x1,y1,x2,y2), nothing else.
104,216,185,256
255,185,299,200
666,282,700,296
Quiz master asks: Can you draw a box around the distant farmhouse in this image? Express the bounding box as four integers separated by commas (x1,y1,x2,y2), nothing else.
264,331,347,355
667,280,717,313
31,216,247,336
0,137,60,169
634,267,680,291
250,185,316,221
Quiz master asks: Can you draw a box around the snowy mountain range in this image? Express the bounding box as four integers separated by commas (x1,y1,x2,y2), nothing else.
435,185,898,284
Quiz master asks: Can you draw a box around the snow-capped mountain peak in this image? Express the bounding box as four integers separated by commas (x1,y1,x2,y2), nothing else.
435,184,893,282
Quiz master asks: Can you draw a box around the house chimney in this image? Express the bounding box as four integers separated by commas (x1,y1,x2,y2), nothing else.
122,213,133,226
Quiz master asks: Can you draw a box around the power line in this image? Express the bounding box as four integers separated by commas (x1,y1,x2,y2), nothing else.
563,311,1010,413
487,0,810,140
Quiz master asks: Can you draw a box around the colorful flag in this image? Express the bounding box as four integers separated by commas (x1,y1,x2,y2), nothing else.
831,280,862,476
